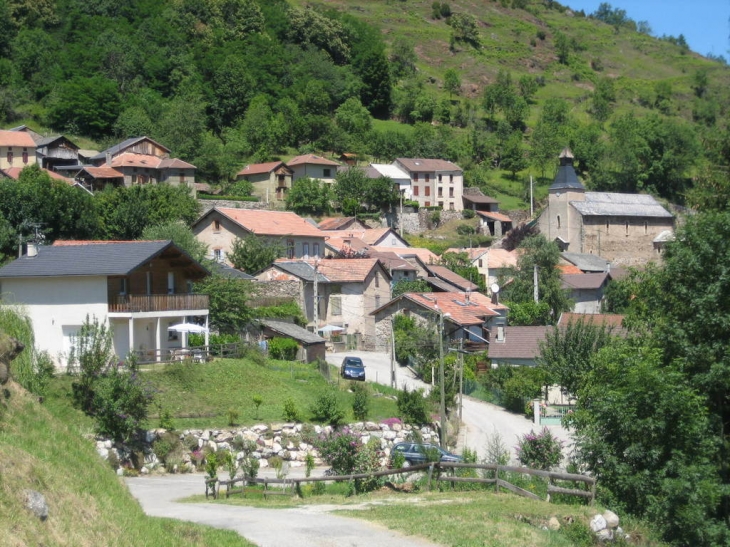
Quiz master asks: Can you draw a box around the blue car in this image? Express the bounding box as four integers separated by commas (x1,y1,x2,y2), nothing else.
340,356,365,381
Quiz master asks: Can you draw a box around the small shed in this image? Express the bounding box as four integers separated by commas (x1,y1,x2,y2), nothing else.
260,319,326,363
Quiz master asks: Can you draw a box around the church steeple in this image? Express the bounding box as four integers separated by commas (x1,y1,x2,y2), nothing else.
549,148,585,193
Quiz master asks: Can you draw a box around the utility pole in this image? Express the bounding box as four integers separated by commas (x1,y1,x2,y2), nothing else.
529,175,534,218
438,311,446,449
313,259,319,330
459,338,464,423
533,264,539,303
390,318,396,389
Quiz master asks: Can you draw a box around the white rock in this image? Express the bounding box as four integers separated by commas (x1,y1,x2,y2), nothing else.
602,510,619,529
252,424,268,433
590,514,607,532
200,430,211,441
140,467,149,475
217,442,230,452
596,529,614,542
548,517,560,531
207,440,217,452
96,447,109,459
392,423,403,432
259,459,269,468
272,442,282,453
103,440,113,449
383,430,396,440
116,468,124,476
365,421,380,431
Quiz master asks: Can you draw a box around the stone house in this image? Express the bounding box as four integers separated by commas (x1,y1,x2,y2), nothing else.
192,207,326,266
394,158,464,211
287,154,340,184
442,247,518,295
236,161,293,203
537,149,674,266
256,258,391,350
371,291,507,353
561,272,610,314
318,217,368,231
0,240,210,368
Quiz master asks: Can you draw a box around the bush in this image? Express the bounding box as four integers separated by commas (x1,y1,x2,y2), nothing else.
316,428,382,491
456,224,475,235
351,382,370,421
227,407,240,426
516,428,563,470
310,388,346,426
153,431,183,467
268,337,299,361
282,397,301,421
92,364,154,442
462,209,475,219
397,387,430,425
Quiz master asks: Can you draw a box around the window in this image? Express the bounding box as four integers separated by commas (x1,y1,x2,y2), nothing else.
213,220,221,232
438,174,443,182
438,187,443,197
449,187,454,198
22,148,28,164
478,259,483,267
449,202,454,210
425,173,430,183
303,242,309,258
6,150,12,165
413,186,419,196
131,174,137,183
167,272,175,295
644,221,648,234
557,215,561,229
375,274,380,288
425,201,431,207
213,248,223,262
287,239,295,259
323,168,331,177
313,243,320,257
425,186,430,196
179,171,185,182
438,201,443,208
413,173,419,182
146,271,152,295
450,174,454,183
119,278,127,295
331,296,342,316
606,221,609,233
375,295,381,309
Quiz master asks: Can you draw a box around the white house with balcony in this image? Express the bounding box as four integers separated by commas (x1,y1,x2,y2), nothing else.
0,240,210,368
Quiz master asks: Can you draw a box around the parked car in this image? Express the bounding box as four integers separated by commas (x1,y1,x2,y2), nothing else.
340,356,365,381
391,442,462,467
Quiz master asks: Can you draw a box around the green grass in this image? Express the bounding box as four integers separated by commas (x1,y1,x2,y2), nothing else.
0,381,253,546
44,357,401,431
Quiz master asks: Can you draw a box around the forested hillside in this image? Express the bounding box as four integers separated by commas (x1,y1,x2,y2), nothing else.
1,0,728,206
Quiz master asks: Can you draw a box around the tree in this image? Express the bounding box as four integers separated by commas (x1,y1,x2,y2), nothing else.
443,69,461,97
518,75,538,102
286,177,331,216
538,319,614,397
228,234,283,274
440,251,485,292
503,235,571,323
591,76,615,122
500,131,527,179
194,274,254,334
46,76,121,138
334,97,372,139
449,13,480,49
392,278,432,298
140,221,208,263
554,31,570,64
389,36,416,79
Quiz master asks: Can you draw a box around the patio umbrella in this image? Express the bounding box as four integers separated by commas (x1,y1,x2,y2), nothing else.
168,323,208,334
318,325,344,333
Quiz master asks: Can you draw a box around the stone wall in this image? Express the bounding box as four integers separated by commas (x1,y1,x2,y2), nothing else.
198,199,273,214
96,421,439,475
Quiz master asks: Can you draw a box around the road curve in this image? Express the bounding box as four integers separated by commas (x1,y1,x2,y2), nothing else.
126,473,441,547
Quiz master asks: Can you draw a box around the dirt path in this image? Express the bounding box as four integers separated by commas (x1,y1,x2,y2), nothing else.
126,473,441,547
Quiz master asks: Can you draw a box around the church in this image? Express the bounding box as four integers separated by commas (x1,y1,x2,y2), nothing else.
537,149,675,266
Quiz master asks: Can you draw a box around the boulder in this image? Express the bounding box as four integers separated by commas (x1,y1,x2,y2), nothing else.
596,529,614,542
0,331,24,385
548,517,560,531
590,514,607,533
602,510,619,529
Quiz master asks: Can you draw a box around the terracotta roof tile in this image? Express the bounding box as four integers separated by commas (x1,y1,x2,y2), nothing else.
237,161,287,176
2,167,74,185
215,208,325,238
561,272,609,290
287,154,340,167
318,217,358,230
486,249,519,268
371,246,439,264
477,211,512,223
273,258,382,283
82,166,124,179
558,313,625,329
0,130,36,148
159,157,196,169
402,292,500,326
324,236,370,253
110,152,162,168
558,264,584,275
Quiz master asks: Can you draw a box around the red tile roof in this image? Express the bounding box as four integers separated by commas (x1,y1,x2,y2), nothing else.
368,251,417,272
402,292,500,326
159,157,196,169
396,158,462,172
274,258,382,283
0,130,36,148
287,154,340,167
2,167,74,185
486,249,519,269
324,236,370,253
214,208,325,238
558,264,584,275
371,246,439,265
477,211,512,223
558,313,625,329
318,217,359,230
237,161,287,176
82,166,124,179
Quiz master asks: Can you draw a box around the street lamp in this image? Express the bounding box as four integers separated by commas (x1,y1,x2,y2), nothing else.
437,310,451,449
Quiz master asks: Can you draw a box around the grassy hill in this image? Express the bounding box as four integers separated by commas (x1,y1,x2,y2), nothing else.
0,380,252,547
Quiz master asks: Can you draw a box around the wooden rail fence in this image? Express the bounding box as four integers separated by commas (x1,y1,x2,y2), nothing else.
205,462,595,504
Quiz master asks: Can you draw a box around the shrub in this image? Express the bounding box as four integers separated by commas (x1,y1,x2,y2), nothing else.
92,364,154,442
223,450,239,479
153,431,183,465
282,397,301,421
456,224,475,235
227,407,240,426
429,210,441,227
462,209,475,219
310,388,346,426
351,382,370,421
397,387,430,425
315,428,360,475
516,428,563,470
353,439,383,493
252,394,263,419
205,452,219,479
268,337,299,361
483,429,511,465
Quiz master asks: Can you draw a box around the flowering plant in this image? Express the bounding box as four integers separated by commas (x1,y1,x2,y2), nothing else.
515,428,563,470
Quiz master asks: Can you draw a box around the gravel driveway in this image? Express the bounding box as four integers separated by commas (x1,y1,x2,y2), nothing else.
126,472,440,547
326,350,573,463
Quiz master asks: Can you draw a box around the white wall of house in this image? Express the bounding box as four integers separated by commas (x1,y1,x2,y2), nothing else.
290,164,337,184
0,276,108,368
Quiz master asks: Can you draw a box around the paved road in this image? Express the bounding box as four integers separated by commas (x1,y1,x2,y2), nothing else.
326,351,573,463
126,472,440,547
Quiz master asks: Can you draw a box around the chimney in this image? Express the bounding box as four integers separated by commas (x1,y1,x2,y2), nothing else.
26,243,38,257
494,316,506,343
105,152,112,166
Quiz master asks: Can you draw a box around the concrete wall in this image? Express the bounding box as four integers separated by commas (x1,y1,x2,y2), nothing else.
198,200,273,214
1,276,108,367
0,146,37,169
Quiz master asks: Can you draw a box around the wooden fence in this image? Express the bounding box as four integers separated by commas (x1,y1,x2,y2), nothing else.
206,462,595,504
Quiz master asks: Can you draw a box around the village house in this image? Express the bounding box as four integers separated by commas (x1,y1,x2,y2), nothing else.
393,158,464,211
0,240,210,368
561,272,610,314
236,161,293,203
0,130,37,170
372,291,507,354
192,207,326,266
442,247,519,295
256,258,392,350
317,217,368,231
287,154,341,184
537,149,675,265
367,163,412,200
423,264,480,293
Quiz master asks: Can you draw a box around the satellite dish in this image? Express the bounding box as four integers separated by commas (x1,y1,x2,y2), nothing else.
490,283,500,294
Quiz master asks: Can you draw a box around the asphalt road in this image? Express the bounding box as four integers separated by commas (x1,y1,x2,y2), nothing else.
126,472,440,547
326,350,573,463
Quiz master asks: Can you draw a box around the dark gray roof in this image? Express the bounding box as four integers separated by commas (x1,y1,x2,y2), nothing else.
0,241,186,278
35,135,79,149
273,261,329,283
561,272,609,290
209,261,255,280
488,326,552,361
90,136,169,162
571,192,673,218
261,320,325,345
561,252,610,272
549,163,585,192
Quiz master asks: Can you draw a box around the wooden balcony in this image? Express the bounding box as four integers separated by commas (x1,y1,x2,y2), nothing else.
108,293,209,313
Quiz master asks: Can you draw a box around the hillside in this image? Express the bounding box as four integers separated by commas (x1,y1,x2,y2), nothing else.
0,380,252,546
0,0,727,212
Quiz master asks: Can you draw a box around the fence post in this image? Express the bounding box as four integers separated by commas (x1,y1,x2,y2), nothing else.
495,465,500,494
533,399,541,426
427,463,434,491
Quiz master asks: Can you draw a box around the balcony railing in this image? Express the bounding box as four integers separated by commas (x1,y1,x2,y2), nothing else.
109,293,209,313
